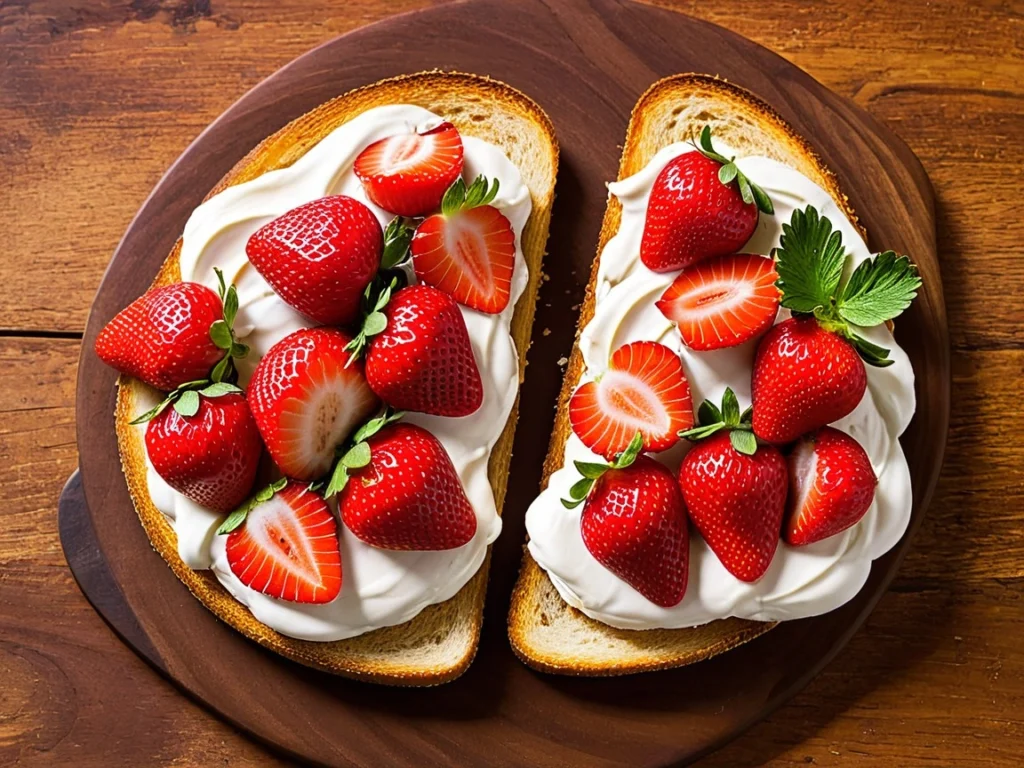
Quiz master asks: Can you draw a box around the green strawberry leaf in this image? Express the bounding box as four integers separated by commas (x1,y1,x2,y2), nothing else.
129,398,172,425
573,460,610,480
694,126,773,214
210,355,233,384
209,320,233,350
718,162,738,184
222,285,239,329
217,478,287,535
721,387,741,426
698,399,723,425
324,463,350,498
352,407,404,444
775,205,848,315
836,250,921,327
568,476,595,501
341,441,372,469
850,333,895,368
729,429,758,456
381,217,415,270
362,311,387,336
199,382,242,398
173,390,200,417
613,431,645,469
441,175,499,217
561,496,585,510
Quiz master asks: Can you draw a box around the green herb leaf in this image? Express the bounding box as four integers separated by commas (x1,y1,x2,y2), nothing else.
730,429,758,456
341,441,372,469
718,162,738,184
573,460,610,480
775,205,847,315
173,390,200,417
200,382,242,398
721,387,741,426
836,250,921,327
209,320,233,350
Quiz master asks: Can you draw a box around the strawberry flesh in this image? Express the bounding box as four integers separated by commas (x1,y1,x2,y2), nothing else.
248,328,379,481
339,423,476,551
640,151,758,273
246,195,382,326
785,427,877,545
752,316,867,444
569,341,693,460
366,285,483,417
95,282,225,391
226,484,342,604
411,204,516,314
354,121,464,217
679,431,787,582
656,253,779,350
580,455,689,607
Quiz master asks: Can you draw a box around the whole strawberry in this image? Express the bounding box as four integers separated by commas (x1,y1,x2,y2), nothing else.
334,420,476,551
248,327,379,481
678,389,787,583
640,126,773,273
246,195,382,326
363,284,483,417
138,383,262,512
95,281,238,391
753,206,921,444
785,427,877,546
565,433,689,607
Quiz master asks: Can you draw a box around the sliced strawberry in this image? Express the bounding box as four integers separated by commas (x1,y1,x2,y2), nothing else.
354,121,464,217
145,390,263,512
338,423,476,551
248,328,379,481
579,455,689,607
226,483,342,604
785,427,877,546
411,204,516,314
569,341,693,460
656,253,779,350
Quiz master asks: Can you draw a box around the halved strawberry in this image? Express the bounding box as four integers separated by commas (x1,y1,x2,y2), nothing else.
656,253,779,350
785,427,877,546
225,483,342,604
411,175,515,314
248,328,379,481
354,121,464,217
569,341,694,460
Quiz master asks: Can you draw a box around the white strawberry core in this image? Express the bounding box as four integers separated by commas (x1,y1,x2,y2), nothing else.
239,496,323,597
789,438,818,524
597,370,671,434
443,216,492,292
379,133,430,173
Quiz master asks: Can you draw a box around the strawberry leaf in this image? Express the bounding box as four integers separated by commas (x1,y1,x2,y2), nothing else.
850,333,895,368
352,407,404,444
363,311,387,336
222,284,239,329
573,460,610,480
209,320,233,350
613,431,644,469
836,250,921,327
341,441,371,469
569,477,595,500
561,497,585,510
210,355,233,384
129,398,172,425
199,382,242,398
729,430,758,456
698,399,723,425
216,478,287,535
721,387,741,425
173,390,200,417
775,205,847,315
694,126,773,214
440,175,499,217
381,217,414,270
324,463,350,498
718,162,739,184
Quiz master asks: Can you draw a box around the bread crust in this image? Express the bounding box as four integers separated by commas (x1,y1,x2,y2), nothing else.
115,71,558,685
508,74,863,676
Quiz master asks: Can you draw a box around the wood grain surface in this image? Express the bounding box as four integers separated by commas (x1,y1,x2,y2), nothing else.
1,0,1021,766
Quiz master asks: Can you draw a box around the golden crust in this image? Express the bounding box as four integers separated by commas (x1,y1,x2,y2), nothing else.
508,74,863,676
115,71,558,685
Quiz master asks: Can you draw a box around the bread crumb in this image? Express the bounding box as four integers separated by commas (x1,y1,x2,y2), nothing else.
557,356,568,367
542,328,551,336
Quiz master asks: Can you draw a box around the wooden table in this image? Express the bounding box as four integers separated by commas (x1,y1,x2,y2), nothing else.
1,1,1020,765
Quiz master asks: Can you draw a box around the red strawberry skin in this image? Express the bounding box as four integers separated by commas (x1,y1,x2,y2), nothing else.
411,204,516,314
679,432,787,582
569,341,694,460
656,253,779,350
248,327,379,481
246,195,382,326
339,423,476,551
226,484,342,604
580,456,689,607
641,152,758,273
354,121,464,217
145,392,263,512
785,427,877,546
95,282,224,391
752,316,868,444
366,285,483,417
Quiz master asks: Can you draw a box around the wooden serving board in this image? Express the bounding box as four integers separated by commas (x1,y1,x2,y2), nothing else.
63,0,948,765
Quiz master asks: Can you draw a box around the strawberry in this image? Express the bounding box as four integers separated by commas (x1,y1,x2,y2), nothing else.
354,121,464,217
364,284,483,417
246,195,382,326
335,421,476,551
656,252,779,350
411,176,516,314
562,433,688,607
752,206,921,444
640,126,773,273
95,280,243,391
569,341,693,460
141,385,262,512
221,482,342,604
785,427,877,546
248,327,379,481
678,389,787,582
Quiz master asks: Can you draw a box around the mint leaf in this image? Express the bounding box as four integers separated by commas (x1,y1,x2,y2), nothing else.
836,250,921,327
775,206,847,314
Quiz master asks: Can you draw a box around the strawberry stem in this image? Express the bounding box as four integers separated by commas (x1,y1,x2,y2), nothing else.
216,477,288,535
678,388,757,455
128,380,243,425
694,126,774,215
344,276,402,363
440,174,500,217
209,268,248,384
321,407,405,497
561,431,644,509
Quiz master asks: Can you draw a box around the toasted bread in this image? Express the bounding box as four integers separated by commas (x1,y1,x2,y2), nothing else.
508,74,864,676
115,72,558,685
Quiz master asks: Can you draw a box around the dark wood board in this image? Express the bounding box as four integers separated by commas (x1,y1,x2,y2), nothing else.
63,0,948,765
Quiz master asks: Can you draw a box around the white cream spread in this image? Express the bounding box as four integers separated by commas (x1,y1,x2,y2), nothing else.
134,105,532,641
526,142,915,630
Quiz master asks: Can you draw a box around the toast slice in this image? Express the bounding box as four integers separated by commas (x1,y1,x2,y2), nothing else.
115,71,558,685
508,74,864,676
